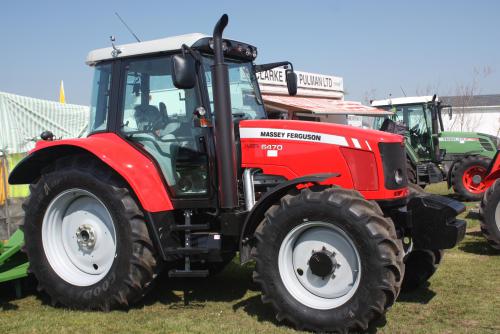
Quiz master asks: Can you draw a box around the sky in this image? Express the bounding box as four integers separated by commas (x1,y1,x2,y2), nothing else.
1,0,499,105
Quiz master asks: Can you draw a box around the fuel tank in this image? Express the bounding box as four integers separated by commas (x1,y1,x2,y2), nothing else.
239,119,408,201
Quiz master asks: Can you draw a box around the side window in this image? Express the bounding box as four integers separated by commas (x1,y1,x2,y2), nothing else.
88,64,112,133
120,56,208,197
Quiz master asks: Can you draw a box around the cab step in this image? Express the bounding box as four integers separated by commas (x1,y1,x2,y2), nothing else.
168,269,209,278
171,223,210,231
164,247,209,255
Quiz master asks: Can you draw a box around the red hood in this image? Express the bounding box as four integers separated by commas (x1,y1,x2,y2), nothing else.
239,119,403,145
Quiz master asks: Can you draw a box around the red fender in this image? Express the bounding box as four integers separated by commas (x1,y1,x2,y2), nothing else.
9,133,173,212
484,151,500,188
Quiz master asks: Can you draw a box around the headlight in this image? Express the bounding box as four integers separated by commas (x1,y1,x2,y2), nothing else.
395,169,403,185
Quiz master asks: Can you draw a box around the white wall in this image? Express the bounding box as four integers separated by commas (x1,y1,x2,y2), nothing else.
442,108,500,136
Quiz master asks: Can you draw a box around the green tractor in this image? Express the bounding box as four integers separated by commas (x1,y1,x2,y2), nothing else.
371,95,499,200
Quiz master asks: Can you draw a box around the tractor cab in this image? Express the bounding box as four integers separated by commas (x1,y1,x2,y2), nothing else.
86,33,295,206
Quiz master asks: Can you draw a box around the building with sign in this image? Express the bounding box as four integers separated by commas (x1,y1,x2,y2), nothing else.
256,68,387,124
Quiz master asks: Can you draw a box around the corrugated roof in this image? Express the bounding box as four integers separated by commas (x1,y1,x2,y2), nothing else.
0,92,89,153
262,95,391,116
440,94,500,107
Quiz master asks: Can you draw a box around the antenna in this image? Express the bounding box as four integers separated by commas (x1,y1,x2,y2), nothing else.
115,12,141,42
400,86,407,97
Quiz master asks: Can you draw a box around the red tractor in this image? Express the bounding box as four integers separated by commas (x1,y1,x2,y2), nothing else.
480,151,500,249
9,15,466,332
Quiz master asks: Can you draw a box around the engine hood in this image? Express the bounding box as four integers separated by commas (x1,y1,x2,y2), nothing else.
239,119,404,147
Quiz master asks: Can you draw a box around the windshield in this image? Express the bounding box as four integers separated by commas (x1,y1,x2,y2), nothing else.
373,104,431,131
373,104,433,160
202,56,266,120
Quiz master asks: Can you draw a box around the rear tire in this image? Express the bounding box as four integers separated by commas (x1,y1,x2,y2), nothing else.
252,187,404,332
479,179,500,250
451,156,491,201
407,159,417,185
22,156,160,310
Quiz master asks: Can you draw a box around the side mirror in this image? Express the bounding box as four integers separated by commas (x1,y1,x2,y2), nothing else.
172,54,196,89
448,107,453,120
286,69,297,96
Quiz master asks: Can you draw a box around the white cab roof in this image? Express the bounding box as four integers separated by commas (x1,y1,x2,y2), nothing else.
371,95,439,107
86,33,210,65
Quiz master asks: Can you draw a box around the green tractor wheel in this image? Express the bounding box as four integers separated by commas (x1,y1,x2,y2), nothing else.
451,156,491,201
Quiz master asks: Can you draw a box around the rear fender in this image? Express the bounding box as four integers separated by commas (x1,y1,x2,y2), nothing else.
8,133,173,212
484,150,500,187
239,173,338,264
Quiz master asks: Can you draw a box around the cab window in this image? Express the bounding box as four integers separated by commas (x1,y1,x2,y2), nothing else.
88,63,112,133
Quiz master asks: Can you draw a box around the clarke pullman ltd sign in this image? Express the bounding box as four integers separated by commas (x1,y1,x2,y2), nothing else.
256,68,343,92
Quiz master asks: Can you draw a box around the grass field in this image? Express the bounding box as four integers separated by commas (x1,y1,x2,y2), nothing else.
1,183,499,333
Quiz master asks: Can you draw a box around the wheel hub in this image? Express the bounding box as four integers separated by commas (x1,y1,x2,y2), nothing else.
472,174,482,184
308,247,337,279
76,224,97,250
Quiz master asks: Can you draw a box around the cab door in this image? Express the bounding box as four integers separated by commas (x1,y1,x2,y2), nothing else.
118,55,214,205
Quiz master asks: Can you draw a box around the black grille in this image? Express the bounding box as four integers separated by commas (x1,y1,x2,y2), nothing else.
378,142,408,190
479,138,494,151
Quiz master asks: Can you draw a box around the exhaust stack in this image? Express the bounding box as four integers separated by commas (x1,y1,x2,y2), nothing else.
211,14,238,208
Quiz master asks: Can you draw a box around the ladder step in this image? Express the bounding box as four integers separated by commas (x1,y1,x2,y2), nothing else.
164,247,209,255
168,269,209,278
171,224,210,231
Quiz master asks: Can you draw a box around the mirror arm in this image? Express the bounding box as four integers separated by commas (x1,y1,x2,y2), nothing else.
254,61,294,73
181,44,203,63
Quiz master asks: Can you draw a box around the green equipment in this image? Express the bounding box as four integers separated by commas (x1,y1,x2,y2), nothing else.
371,95,499,200
0,230,28,295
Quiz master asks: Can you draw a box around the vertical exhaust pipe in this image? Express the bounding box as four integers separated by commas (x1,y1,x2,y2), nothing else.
211,14,238,208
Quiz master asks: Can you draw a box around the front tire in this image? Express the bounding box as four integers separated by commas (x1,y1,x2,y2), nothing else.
402,249,443,291
23,156,160,310
451,156,491,201
253,187,404,333
480,179,500,250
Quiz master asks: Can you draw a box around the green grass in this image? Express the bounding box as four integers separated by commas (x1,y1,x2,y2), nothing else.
1,183,499,333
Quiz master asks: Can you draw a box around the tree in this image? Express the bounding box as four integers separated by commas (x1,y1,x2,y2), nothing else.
449,66,492,132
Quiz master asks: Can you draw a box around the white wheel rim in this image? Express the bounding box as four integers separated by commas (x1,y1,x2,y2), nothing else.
278,221,361,310
42,188,117,286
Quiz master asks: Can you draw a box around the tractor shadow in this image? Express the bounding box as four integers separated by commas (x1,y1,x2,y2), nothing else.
0,275,39,311
459,239,500,255
139,261,260,308
397,283,436,304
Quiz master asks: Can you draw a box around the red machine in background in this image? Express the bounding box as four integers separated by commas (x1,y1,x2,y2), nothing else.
480,151,500,249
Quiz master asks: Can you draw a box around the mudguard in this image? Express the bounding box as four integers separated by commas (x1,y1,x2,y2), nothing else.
484,150,500,187
8,133,173,212
239,173,338,264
